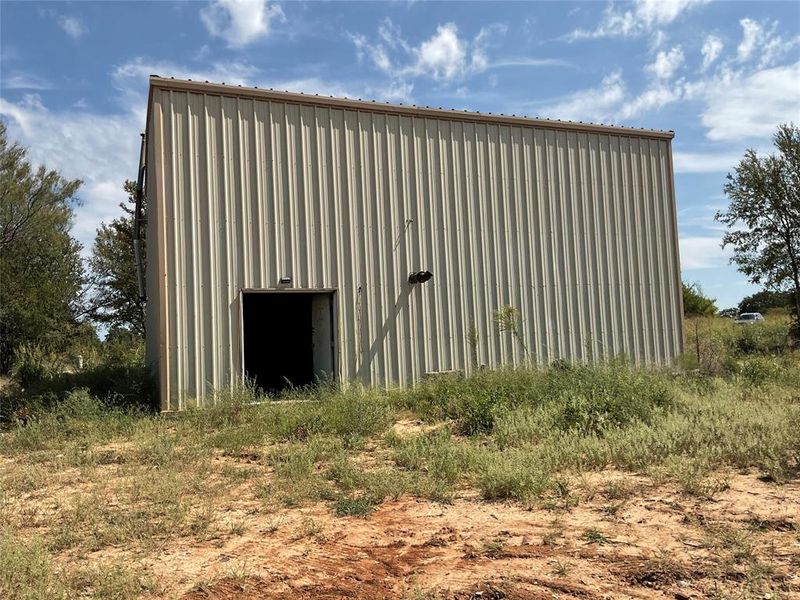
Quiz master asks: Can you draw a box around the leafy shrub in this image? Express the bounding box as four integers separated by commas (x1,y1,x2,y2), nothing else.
10,344,63,387
732,323,789,355
401,370,527,435
10,363,151,413
549,370,674,434
733,354,800,387
456,388,510,435
403,364,674,436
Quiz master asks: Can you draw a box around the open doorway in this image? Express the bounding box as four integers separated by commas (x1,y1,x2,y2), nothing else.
241,291,336,394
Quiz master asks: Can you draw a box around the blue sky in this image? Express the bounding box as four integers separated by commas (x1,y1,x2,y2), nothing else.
1,0,798,310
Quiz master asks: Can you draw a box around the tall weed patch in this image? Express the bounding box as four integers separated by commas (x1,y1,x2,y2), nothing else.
1,389,146,455
683,316,793,375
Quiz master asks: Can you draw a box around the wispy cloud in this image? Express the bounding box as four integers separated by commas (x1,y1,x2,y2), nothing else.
113,58,259,89
352,21,474,81
37,8,87,40
679,236,730,269
565,0,708,41
735,18,799,67
489,57,572,69
701,35,723,71
350,19,566,86
672,151,744,173
1,71,52,90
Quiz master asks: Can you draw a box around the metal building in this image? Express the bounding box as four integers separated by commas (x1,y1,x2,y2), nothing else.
141,76,683,411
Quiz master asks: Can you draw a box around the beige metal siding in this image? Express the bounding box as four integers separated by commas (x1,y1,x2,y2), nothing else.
147,85,683,411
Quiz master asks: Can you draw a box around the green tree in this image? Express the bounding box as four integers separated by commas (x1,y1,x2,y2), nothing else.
716,123,800,340
0,121,86,372
87,180,146,336
682,282,717,317
737,289,794,314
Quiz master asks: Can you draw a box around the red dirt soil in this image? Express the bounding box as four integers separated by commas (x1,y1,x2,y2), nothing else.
169,473,799,599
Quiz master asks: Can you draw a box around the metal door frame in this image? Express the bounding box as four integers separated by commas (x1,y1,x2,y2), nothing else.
238,288,340,387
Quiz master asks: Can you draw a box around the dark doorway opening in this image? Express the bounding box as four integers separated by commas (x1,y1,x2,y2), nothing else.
242,291,335,395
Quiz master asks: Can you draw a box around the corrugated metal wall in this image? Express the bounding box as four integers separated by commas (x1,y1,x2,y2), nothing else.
146,84,683,411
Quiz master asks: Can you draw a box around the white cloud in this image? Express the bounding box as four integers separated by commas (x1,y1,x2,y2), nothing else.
351,20,564,85
350,33,394,74
263,77,357,98
538,71,627,122
368,80,414,104
110,57,261,115
758,33,799,69
635,0,706,27
695,62,800,141
566,0,708,41
650,30,668,50
735,18,799,67
537,49,798,141
415,23,468,80
58,15,86,39
646,46,684,80
200,0,284,48
113,57,259,88
679,236,731,270
538,70,682,123
701,35,723,71
349,18,571,97
371,45,392,72
350,21,472,81
672,151,744,173
619,83,683,119
737,18,761,62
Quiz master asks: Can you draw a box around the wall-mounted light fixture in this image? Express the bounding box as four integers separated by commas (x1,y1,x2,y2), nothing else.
279,276,292,285
408,270,433,284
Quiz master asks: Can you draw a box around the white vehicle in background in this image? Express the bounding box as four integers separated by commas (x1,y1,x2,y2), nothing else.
734,312,765,325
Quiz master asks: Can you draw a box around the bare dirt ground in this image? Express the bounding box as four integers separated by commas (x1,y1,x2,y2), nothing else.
138,472,800,599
